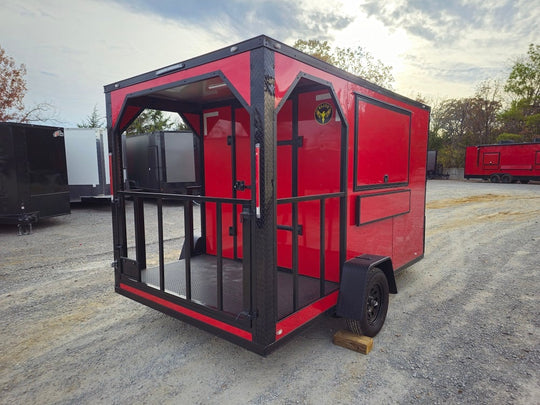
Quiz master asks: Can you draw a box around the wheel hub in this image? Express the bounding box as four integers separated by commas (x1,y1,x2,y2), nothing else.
366,286,382,324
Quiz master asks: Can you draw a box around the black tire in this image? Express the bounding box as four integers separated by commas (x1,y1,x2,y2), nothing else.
490,174,500,183
345,267,389,337
501,174,512,183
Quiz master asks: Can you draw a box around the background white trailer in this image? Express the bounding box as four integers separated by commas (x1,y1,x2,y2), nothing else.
64,128,111,202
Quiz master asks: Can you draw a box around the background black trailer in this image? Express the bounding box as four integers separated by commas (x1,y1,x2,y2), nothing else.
123,131,199,194
426,150,448,179
0,122,70,233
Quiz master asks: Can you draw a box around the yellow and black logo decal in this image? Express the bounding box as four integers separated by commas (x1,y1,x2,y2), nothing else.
315,102,333,124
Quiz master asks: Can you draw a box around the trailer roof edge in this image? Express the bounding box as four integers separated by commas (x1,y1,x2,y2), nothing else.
103,34,430,111
469,141,540,147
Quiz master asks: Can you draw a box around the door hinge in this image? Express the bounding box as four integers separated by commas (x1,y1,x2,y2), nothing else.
233,180,251,191
235,309,258,320
276,224,303,236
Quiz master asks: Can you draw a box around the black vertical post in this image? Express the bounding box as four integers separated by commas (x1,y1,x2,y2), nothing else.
339,112,348,274
241,205,252,315
199,114,207,255
319,198,326,297
231,108,238,260
292,202,299,311
291,94,299,311
133,197,146,280
157,198,165,291
216,202,223,310
250,46,277,347
105,92,127,287
184,199,193,300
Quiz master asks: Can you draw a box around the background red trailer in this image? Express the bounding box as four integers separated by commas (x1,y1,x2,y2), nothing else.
105,35,430,354
465,142,540,183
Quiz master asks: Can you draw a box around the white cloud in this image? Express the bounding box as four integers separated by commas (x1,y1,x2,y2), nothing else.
1,0,234,126
0,0,538,124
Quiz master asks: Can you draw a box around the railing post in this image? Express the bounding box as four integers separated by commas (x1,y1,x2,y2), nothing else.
216,202,223,310
292,201,299,311
319,198,326,298
183,198,193,300
241,205,252,317
157,198,165,291
133,196,146,278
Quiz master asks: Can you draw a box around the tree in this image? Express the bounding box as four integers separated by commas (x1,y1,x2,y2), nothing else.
0,45,57,123
333,46,394,88
0,45,27,122
430,88,502,168
504,44,540,103
292,39,394,88
500,44,540,140
125,109,175,136
292,39,334,63
434,98,471,167
78,104,104,128
174,118,189,131
496,132,525,143
467,80,503,145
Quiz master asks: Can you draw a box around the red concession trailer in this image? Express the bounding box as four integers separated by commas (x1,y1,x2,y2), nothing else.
465,142,540,183
104,35,430,354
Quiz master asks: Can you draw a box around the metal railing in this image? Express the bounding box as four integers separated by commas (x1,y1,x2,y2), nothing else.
118,190,251,316
277,192,344,313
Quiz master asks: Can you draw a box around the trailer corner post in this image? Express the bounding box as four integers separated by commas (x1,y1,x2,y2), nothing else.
250,46,278,347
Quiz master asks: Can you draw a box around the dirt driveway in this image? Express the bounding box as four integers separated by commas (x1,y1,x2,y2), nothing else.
1,180,538,404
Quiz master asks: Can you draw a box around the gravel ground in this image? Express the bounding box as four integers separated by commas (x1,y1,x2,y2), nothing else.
1,180,539,404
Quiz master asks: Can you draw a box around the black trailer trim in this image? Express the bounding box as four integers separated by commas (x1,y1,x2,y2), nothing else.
249,46,277,347
119,273,253,330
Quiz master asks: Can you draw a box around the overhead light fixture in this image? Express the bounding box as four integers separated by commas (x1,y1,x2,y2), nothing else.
207,83,227,90
156,63,185,76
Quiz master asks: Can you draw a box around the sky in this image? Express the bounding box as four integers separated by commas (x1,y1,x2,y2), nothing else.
1,0,538,127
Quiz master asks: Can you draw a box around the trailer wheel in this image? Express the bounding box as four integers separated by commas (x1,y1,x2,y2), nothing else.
345,267,389,337
501,174,513,183
490,174,501,183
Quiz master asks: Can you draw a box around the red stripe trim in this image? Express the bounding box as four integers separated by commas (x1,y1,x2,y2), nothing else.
119,283,252,341
275,290,339,340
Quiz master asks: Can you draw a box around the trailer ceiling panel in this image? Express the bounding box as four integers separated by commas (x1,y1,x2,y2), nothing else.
134,77,236,108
